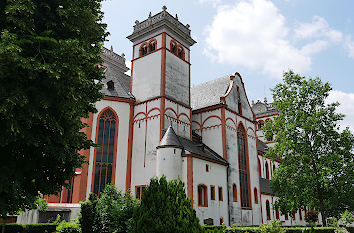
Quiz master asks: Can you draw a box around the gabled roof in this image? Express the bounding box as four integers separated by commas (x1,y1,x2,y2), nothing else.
100,66,135,100
157,126,183,149
191,75,230,110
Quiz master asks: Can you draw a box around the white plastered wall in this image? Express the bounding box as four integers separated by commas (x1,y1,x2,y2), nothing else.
164,99,191,139
130,99,161,198
225,77,253,120
132,50,162,102
165,52,189,105
192,157,229,226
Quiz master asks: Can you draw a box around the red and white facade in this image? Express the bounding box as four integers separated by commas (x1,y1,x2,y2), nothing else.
17,7,317,226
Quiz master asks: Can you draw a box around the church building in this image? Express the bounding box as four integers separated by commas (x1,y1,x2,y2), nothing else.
17,6,315,226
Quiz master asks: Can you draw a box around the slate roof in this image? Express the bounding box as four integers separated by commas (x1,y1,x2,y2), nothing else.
191,75,230,110
100,66,135,100
260,178,274,195
157,126,183,149
178,136,228,165
158,128,228,165
257,139,268,153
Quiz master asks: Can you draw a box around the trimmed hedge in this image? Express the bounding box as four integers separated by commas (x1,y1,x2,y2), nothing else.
286,227,337,233
224,227,261,233
203,226,338,233
1,223,57,233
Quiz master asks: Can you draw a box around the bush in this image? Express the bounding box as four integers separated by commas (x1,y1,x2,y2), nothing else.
1,223,57,233
25,223,57,233
79,193,98,233
1,224,24,233
340,210,353,226
129,176,203,233
203,225,226,233
93,185,139,233
259,220,285,233
224,227,260,233
56,220,81,233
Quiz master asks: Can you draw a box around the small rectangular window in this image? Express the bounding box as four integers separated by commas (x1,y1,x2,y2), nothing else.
210,186,215,200
135,185,146,201
198,185,208,207
218,187,223,201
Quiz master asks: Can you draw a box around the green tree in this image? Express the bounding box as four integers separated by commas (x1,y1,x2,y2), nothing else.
0,0,107,217
93,185,139,233
263,71,354,226
129,176,202,233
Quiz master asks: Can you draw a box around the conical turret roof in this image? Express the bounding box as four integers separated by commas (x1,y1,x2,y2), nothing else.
157,126,183,149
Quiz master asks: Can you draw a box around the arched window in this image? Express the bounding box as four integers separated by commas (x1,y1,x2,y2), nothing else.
258,120,264,129
254,188,258,204
276,206,280,219
149,39,156,52
232,183,237,202
237,86,242,115
266,200,271,220
265,161,269,179
177,45,185,60
285,213,289,220
93,109,118,196
238,124,251,208
140,43,148,56
257,158,261,178
170,41,177,54
198,184,208,207
299,209,303,220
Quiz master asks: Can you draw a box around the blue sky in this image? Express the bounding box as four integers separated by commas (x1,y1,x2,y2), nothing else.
101,0,354,131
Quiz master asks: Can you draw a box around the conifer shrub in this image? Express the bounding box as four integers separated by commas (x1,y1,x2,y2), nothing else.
79,193,98,233
129,176,202,233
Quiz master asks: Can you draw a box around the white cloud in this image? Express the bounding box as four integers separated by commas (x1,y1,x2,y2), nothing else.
346,37,354,58
327,90,354,132
199,0,222,7
204,0,312,79
294,16,343,42
203,0,352,79
300,40,328,55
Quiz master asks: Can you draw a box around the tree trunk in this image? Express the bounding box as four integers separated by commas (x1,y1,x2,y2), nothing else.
318,193,327,226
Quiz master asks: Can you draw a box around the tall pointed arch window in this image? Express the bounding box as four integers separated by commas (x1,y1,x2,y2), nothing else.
93,109,118,196
265,161,270,179
238,124,251,208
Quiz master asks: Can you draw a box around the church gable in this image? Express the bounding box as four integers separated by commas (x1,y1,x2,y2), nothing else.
224,73,254,120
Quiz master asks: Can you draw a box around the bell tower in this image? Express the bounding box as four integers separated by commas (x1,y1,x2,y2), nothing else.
127,6,196,105
126,6,196,194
